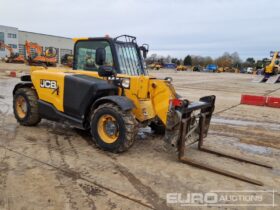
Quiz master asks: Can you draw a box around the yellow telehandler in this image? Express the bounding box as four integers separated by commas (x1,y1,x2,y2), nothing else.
252,51,280,83
13,35,271,185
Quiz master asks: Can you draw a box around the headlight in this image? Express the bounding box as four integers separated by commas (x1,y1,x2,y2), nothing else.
121,78,130,88
164,77,173,83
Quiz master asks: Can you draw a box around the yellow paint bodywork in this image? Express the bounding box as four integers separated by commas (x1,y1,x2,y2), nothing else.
31,69,66,111
72,37,89,43
31,67,177,125
149,80,177,124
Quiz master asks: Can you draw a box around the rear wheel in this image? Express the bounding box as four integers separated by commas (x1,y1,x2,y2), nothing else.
13,88,41,126
90,103,138,153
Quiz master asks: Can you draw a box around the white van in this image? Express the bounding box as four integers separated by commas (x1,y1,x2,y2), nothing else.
246,67,253,74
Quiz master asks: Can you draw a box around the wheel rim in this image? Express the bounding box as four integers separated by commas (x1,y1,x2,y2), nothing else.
16,95,27,119
97,114,119,143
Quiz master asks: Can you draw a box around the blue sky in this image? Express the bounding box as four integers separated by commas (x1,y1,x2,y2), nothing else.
0,0,279,60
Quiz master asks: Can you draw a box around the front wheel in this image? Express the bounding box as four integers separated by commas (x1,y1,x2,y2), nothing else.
90,103,138,153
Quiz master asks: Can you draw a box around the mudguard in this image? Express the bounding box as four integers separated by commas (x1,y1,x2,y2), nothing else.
12,82,33,95
92,96,135,111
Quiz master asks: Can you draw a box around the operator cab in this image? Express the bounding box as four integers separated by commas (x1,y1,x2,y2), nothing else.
73,35,149,76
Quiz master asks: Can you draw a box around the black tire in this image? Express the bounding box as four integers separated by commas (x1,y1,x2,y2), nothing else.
149,121,165,135
13,88,41,126
90,103,138,153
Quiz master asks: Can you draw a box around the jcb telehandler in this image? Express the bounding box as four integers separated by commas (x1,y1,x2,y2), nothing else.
13,35,271,185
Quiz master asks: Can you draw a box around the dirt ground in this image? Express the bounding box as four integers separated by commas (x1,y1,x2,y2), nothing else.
0,64,280,210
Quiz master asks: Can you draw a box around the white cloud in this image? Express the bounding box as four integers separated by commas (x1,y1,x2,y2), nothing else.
0,0,279,59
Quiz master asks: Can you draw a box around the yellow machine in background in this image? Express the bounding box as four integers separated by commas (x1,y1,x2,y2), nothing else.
252,51,280,83
148,63,162,70
264,51,279,75
176,65,187,71
218,67,239,73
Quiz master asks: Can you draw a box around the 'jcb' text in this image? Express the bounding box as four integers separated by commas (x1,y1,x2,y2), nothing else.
40,80,57,89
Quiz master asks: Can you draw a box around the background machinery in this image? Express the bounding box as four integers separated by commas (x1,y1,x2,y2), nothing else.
0,41,25,63
253,51,280,83
148,62,162,70
25,40,57,66
13,35,271,185
176,65,187,71
204,64,218,72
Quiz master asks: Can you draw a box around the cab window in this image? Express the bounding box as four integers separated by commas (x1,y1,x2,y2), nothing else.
74,40,113,71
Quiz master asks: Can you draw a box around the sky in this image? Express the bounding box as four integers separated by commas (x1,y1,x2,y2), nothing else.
0,0,279,60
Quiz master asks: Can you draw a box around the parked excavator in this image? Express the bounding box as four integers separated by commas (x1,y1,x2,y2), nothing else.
0,41,25,63
252,51,280,83
25,40,57,66
13,35,272,186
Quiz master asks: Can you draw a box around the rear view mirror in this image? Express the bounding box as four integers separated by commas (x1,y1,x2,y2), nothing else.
139,44,149,59
96,48,106,65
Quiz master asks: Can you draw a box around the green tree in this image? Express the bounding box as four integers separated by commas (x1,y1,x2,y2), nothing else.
246,57,255,67
171,58,178,64
183,55,192,66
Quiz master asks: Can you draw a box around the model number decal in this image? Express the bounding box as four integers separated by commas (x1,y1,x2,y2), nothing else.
40,80,57,89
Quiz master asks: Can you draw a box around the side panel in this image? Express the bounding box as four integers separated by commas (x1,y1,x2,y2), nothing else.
31,70,65,112
38,100,83,129
63,74,118,118
123,76,156,121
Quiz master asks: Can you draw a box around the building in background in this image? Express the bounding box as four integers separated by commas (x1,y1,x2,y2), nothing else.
0,25,19,58
0,25,73,63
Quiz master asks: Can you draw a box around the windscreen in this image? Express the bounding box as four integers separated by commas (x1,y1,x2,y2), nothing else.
74,40,113,71
115,42,144,75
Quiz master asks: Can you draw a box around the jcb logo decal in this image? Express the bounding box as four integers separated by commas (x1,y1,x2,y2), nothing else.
40,80,57,89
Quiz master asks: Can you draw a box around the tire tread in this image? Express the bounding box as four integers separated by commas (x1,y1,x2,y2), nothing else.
90,103,138,153
13,87,41,126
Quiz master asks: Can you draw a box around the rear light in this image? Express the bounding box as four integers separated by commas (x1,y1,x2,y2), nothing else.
170,98,183,107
